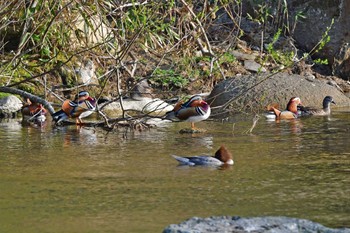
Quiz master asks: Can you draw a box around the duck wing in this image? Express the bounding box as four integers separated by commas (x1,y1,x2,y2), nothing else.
70,99,96,118
279,110,298,119
175,107,199,120
171,155,196,166
298,106,325,116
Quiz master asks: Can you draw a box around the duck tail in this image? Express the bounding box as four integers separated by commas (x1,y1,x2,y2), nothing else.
267,106,281,118
52,110,68,124
171,155,194,166
266,103,279,111
164,111,176,120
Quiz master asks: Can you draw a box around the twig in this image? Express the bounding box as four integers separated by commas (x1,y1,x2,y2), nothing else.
116,68,126,119
245,114,260,134
179,0,225,79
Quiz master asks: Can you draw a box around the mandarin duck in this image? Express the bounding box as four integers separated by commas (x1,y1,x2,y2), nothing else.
171,145,234,166
165,95,211,129
52,91,96,125
21,98,47,122
298,96,336,116
267,97,302,120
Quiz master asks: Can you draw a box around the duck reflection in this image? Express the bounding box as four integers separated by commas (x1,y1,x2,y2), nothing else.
55,125,97,147
269,118,304,135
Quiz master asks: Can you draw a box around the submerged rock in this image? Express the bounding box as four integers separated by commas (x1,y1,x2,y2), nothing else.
163,216,350,233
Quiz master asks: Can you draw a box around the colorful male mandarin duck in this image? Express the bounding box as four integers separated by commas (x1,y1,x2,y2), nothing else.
267,97,302,120
171,145,234,166
298,96,336,116
21,98,47,122
165,95,211,129
52,91,96,125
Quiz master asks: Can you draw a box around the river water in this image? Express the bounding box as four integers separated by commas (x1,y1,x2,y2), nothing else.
0,110,349,232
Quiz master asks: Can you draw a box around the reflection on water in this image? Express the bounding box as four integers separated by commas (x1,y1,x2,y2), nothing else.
0,110,349,233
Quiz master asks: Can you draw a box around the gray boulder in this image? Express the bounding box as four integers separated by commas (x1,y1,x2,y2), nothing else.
289,0,350,80
0,95,23,118
240,1,350,80
207,72,350,116
163,216,350,233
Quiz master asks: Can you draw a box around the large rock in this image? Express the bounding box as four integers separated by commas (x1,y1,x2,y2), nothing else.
332,42,350,79
207,73,350,115
288,0,350,80
0,95,23,118
163,216,350,233
237,1,350,80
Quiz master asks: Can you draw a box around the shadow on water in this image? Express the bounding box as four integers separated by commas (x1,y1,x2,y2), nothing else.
0,109,349,232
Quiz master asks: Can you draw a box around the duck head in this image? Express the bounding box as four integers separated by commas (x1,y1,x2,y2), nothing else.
75,91,90,102
323,96,336,108
196,100,210,111
188,96,210,109
86,96,95,102
286,97,302,114
214,145,234,165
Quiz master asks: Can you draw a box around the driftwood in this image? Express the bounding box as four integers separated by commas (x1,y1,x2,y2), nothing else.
0,86,55,115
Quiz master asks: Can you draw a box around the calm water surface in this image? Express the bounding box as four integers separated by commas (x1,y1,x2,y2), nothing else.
0,109,349,233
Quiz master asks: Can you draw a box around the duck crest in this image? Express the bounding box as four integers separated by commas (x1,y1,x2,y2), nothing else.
184,95,202,107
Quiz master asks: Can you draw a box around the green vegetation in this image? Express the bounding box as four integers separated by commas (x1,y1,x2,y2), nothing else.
265,29,294,67
150,68,188,89
0,92,11,98
0,0,333,99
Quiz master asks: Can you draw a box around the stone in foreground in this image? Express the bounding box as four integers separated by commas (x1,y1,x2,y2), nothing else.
163,216,350,233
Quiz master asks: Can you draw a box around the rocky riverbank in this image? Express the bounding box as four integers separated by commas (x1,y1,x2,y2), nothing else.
163,216,350,233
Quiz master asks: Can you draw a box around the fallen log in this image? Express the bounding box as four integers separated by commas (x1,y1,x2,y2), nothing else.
0,86,55,115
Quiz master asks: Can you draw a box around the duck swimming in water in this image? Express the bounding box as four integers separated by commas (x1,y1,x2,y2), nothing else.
52,91,96,125
171,145,234,166
298,96,336,116
266,97,302,120
165,95,211,130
